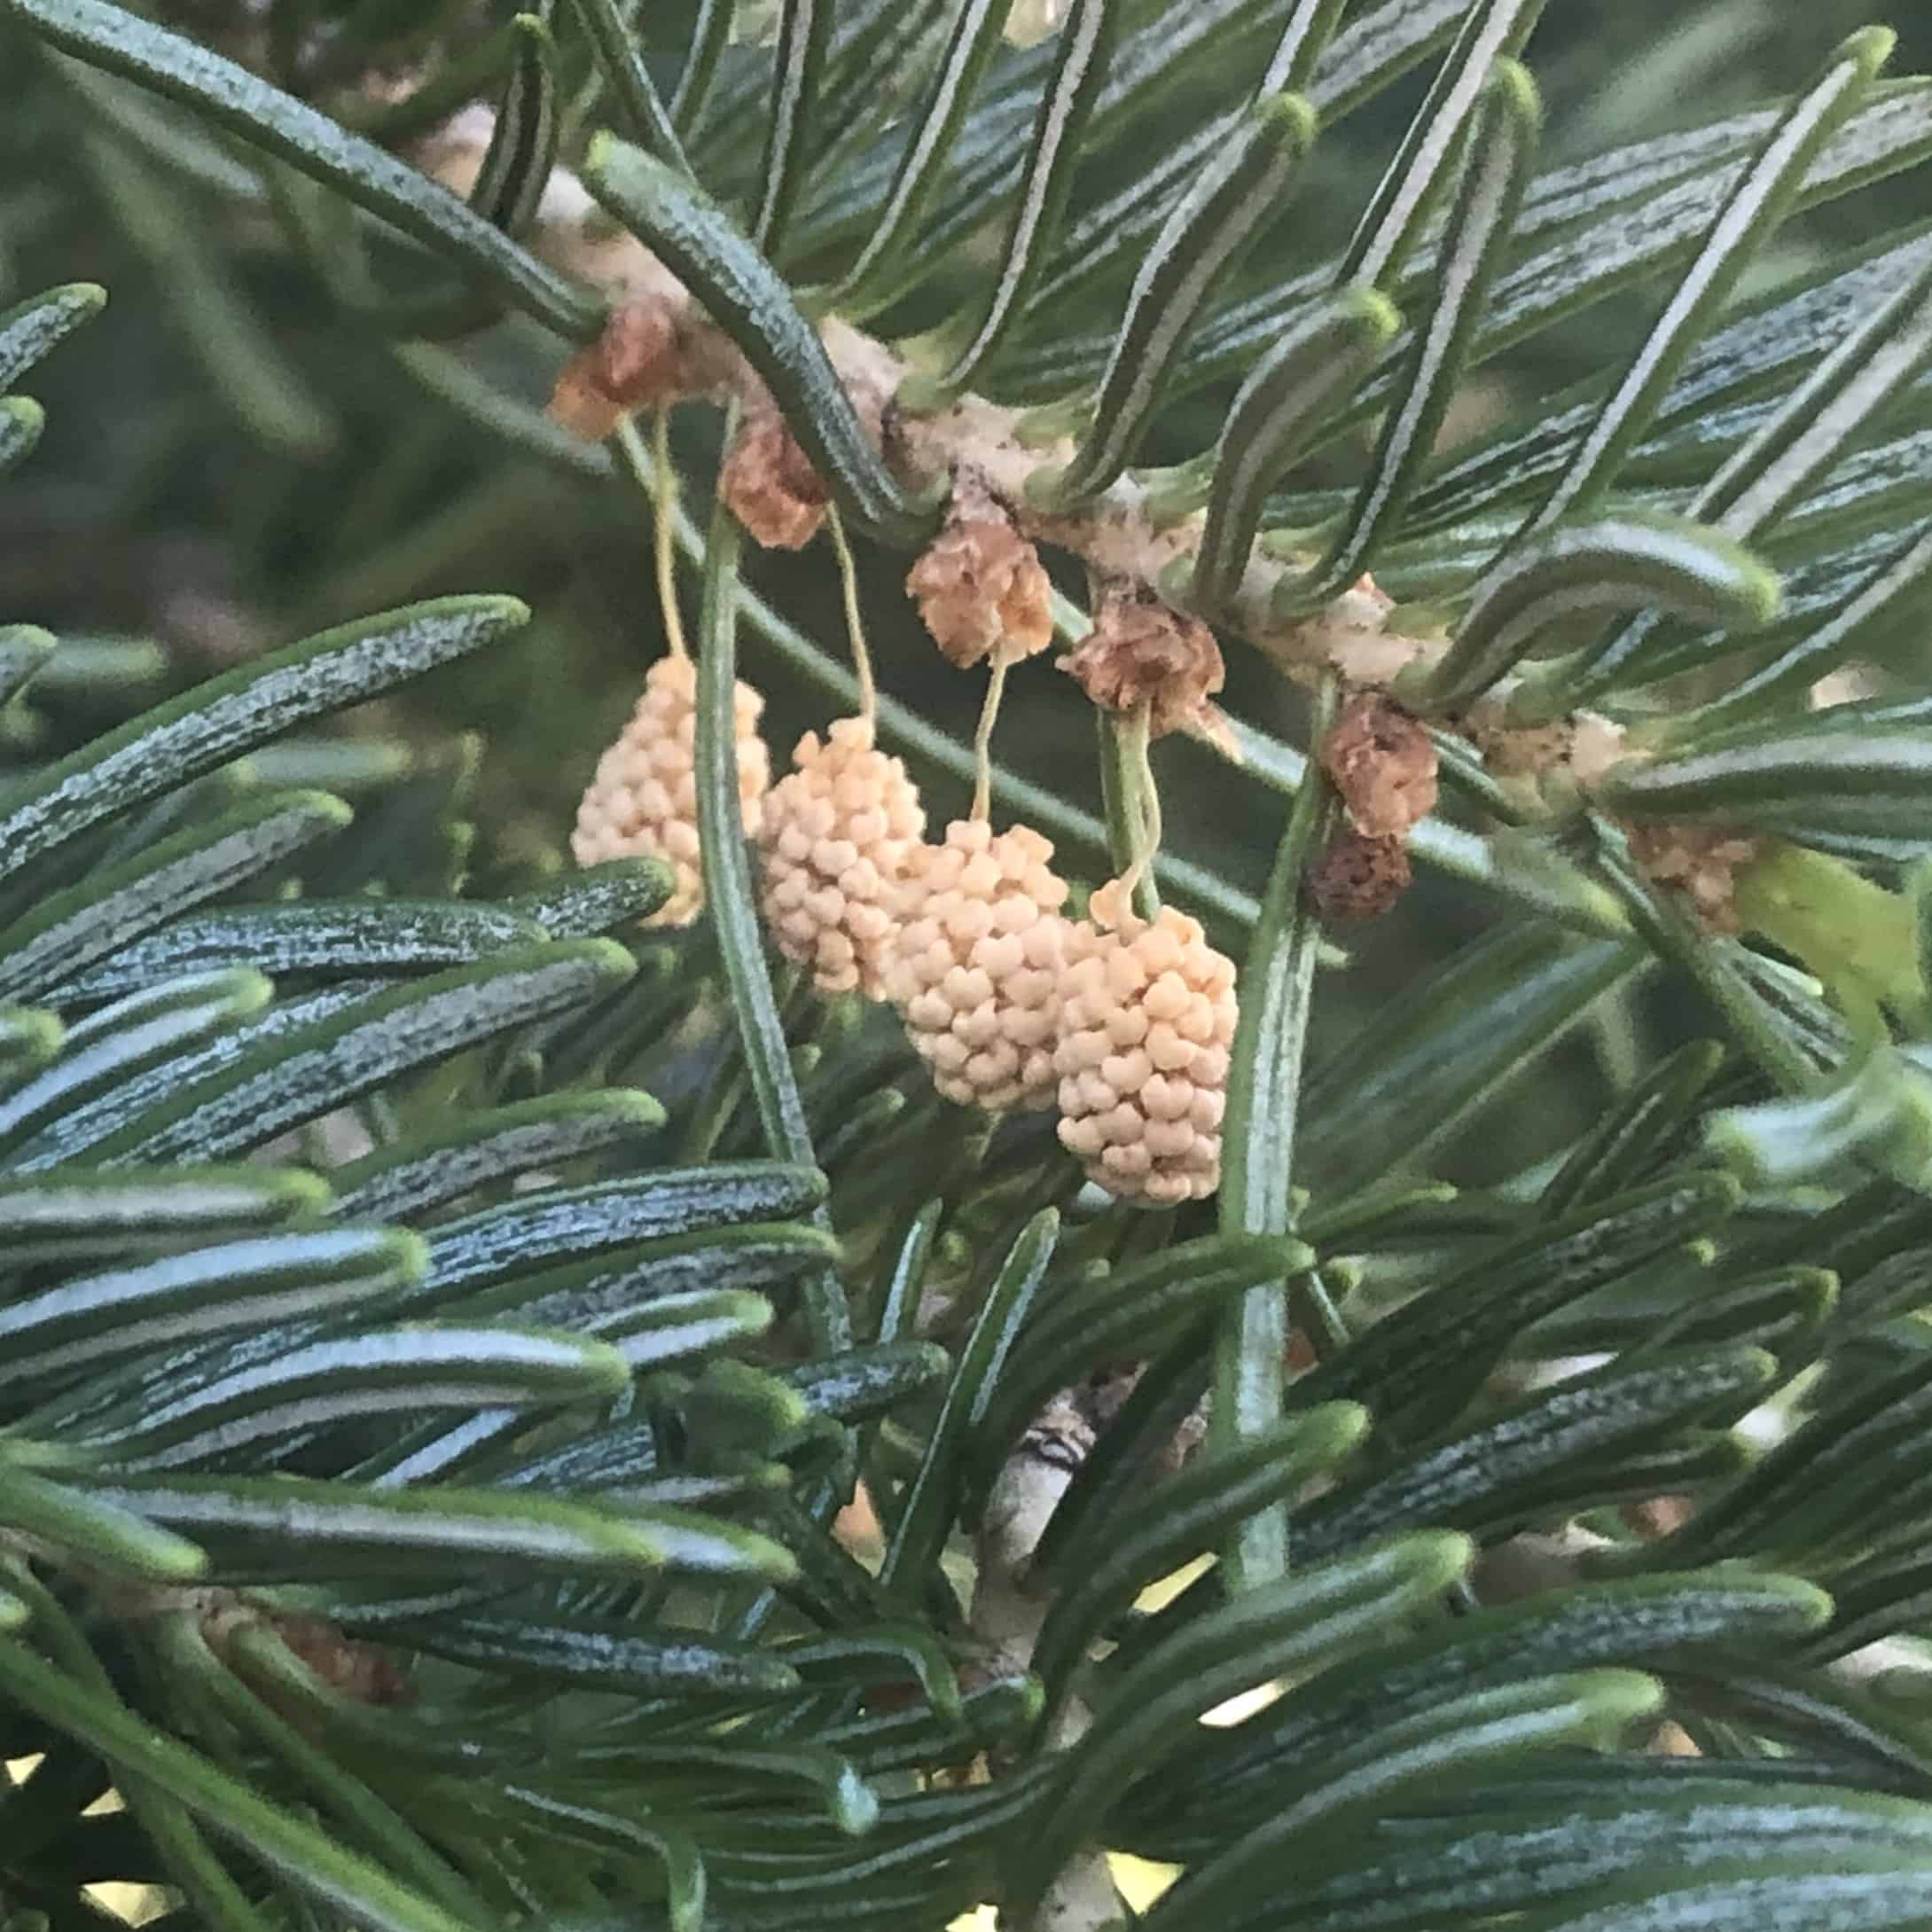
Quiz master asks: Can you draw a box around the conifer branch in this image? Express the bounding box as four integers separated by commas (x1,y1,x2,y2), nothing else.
428,114,1627,785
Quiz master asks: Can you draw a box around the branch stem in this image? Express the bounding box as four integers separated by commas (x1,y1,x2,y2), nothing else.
414,119,1624,783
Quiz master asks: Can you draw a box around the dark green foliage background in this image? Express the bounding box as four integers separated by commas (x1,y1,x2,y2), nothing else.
12,5,1932,1928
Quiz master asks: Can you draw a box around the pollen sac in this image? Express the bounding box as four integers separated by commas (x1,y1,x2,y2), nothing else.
759,716,927,997
1053,880,1239,1207
885,818,1072,1114
572,655,770,927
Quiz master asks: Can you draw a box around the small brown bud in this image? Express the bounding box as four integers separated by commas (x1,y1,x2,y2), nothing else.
1059,583,1224,739
549,368,625,442
596,301,680,402
721,409,828,550
1459,702,1626,788
1318,692,1439,839
905,472,1054,669
1308,826,1412,924
547,300,682,439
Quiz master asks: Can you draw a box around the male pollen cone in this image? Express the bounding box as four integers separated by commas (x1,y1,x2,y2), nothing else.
1054,880,1238,1206
573,656,770,927
885,818,1071,1114
759,717,926,997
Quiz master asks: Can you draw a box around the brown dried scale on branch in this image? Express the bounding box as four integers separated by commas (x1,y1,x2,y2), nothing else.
548,298,683,441
1303,691,1437,925
884,817,1071,1113
1308,825,1413,926
720,403,831,550
1054,880,1238,1206
904,470,1055,669
1319,691,1439,840
573,655,771,927
1459,700,1628,791
1060,581,1226,741
759,716,927,997
723,374,892,551
267,1614,414,1707
1623,819,1762,936
199,1605,413,1717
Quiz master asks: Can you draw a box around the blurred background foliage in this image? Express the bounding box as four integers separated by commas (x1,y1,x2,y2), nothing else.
1,0,1928,1187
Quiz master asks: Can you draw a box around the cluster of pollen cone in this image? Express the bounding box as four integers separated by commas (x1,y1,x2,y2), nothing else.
575,672,1237,1207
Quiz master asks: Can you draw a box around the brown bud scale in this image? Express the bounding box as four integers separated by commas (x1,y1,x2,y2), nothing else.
547,300,683,440
1060,583,1224,739
1319,691,1439,839
1309,825,1412,924
720,410,828,550
1624,819,1760,936
905,472,1054,669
